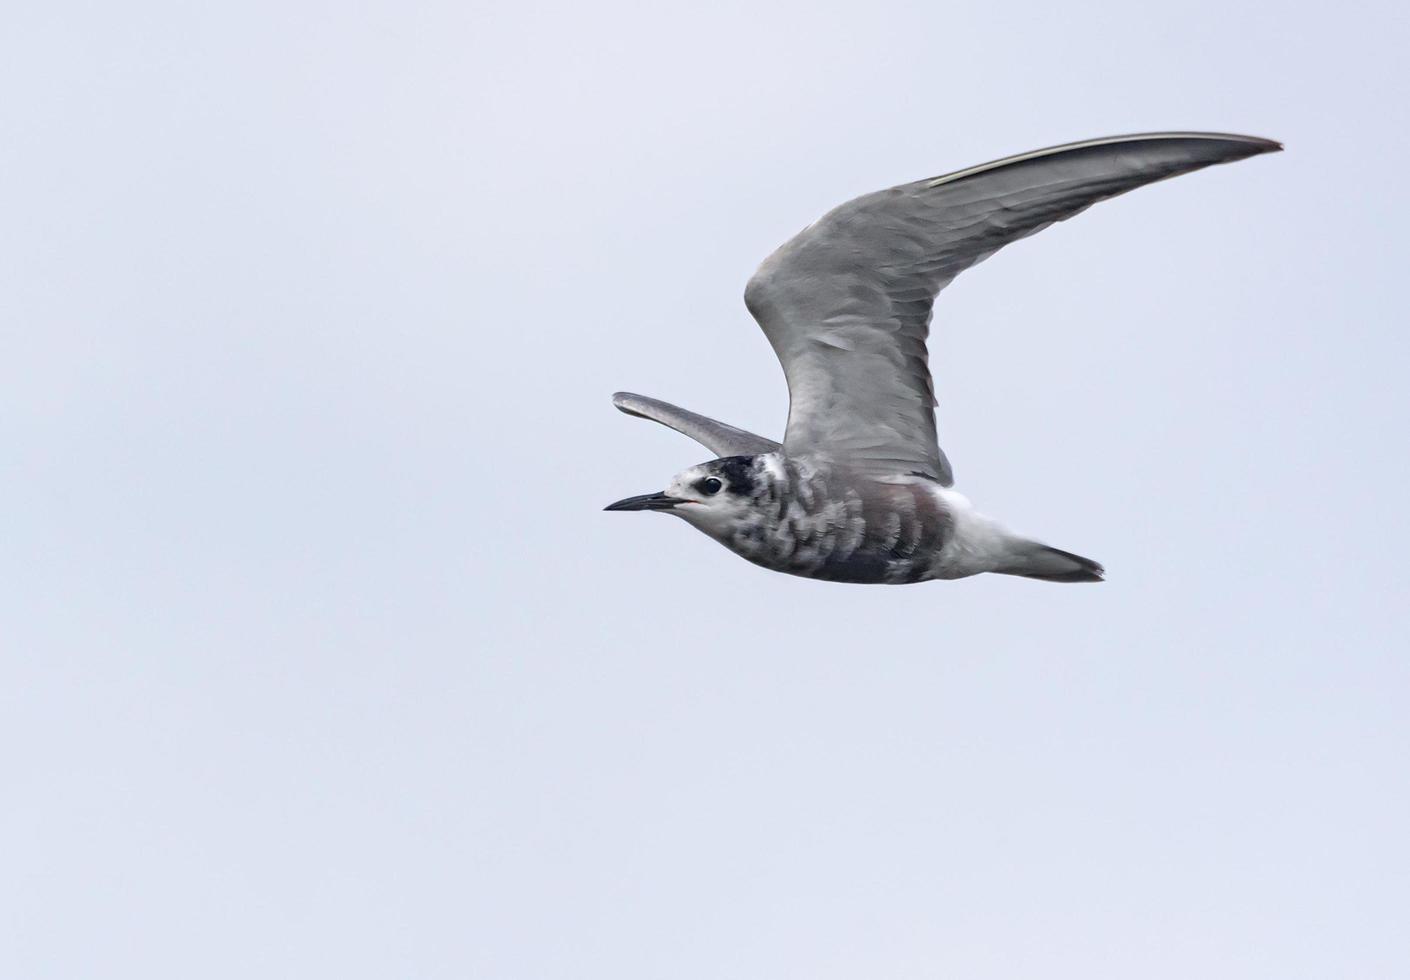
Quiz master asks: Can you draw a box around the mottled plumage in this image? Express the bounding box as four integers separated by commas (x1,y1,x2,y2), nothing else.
606,133,1280,584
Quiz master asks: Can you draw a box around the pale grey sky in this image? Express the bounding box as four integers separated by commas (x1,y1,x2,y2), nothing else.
3,1,1407,978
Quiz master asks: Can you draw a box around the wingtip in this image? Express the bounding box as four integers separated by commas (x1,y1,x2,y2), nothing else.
925,131,1284,189
1146,130,1282,149
1242,134,1283,154
1130,130,1284,163
611,391,652,419
1139,130,1283,156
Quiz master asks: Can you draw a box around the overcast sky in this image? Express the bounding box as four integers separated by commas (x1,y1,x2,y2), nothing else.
3,1,1407,977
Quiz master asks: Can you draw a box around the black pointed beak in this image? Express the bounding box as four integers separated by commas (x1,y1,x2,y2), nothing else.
604,491,685,512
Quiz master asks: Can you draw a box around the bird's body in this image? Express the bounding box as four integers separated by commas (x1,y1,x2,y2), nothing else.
678,454,953,584
606,133,1280,584
626,452,1101,584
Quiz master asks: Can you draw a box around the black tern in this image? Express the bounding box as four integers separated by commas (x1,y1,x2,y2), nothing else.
607,132,1280,584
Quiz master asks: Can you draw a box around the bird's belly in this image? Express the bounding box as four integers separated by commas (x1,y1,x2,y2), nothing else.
726,537,937,584
723,488,950,584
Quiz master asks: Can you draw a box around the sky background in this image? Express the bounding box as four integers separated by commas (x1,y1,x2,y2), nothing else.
3,1,1408,977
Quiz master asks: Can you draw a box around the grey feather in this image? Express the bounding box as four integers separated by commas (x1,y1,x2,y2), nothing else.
744,132,1282,484
612,391,781,457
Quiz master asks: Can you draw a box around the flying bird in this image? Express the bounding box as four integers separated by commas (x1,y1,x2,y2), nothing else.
606,132,1280,584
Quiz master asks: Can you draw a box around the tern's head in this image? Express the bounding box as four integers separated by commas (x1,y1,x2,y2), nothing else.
604,455,766,533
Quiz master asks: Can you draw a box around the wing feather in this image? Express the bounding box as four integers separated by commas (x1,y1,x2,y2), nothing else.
612,392,780,458
744,131,1281,483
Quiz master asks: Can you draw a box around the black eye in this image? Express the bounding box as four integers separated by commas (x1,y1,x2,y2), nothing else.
699,477,723,496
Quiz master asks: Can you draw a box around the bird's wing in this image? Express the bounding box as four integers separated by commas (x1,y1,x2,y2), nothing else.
743,132,1281,484
612,392,781,457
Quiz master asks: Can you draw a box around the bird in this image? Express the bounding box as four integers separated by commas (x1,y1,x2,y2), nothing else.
605,132,1280,584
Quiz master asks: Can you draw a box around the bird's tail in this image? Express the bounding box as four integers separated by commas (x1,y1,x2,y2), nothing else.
994,540,1105,583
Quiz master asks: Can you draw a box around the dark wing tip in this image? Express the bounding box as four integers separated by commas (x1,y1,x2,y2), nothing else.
1199,131,1282,156
1104,130,1282,151
926,131,1283,188
1200,133,1283,167
1138,131,1283,162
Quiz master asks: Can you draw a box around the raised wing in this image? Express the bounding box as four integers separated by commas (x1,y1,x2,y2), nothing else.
743,132,1281,483
612,392,780,458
